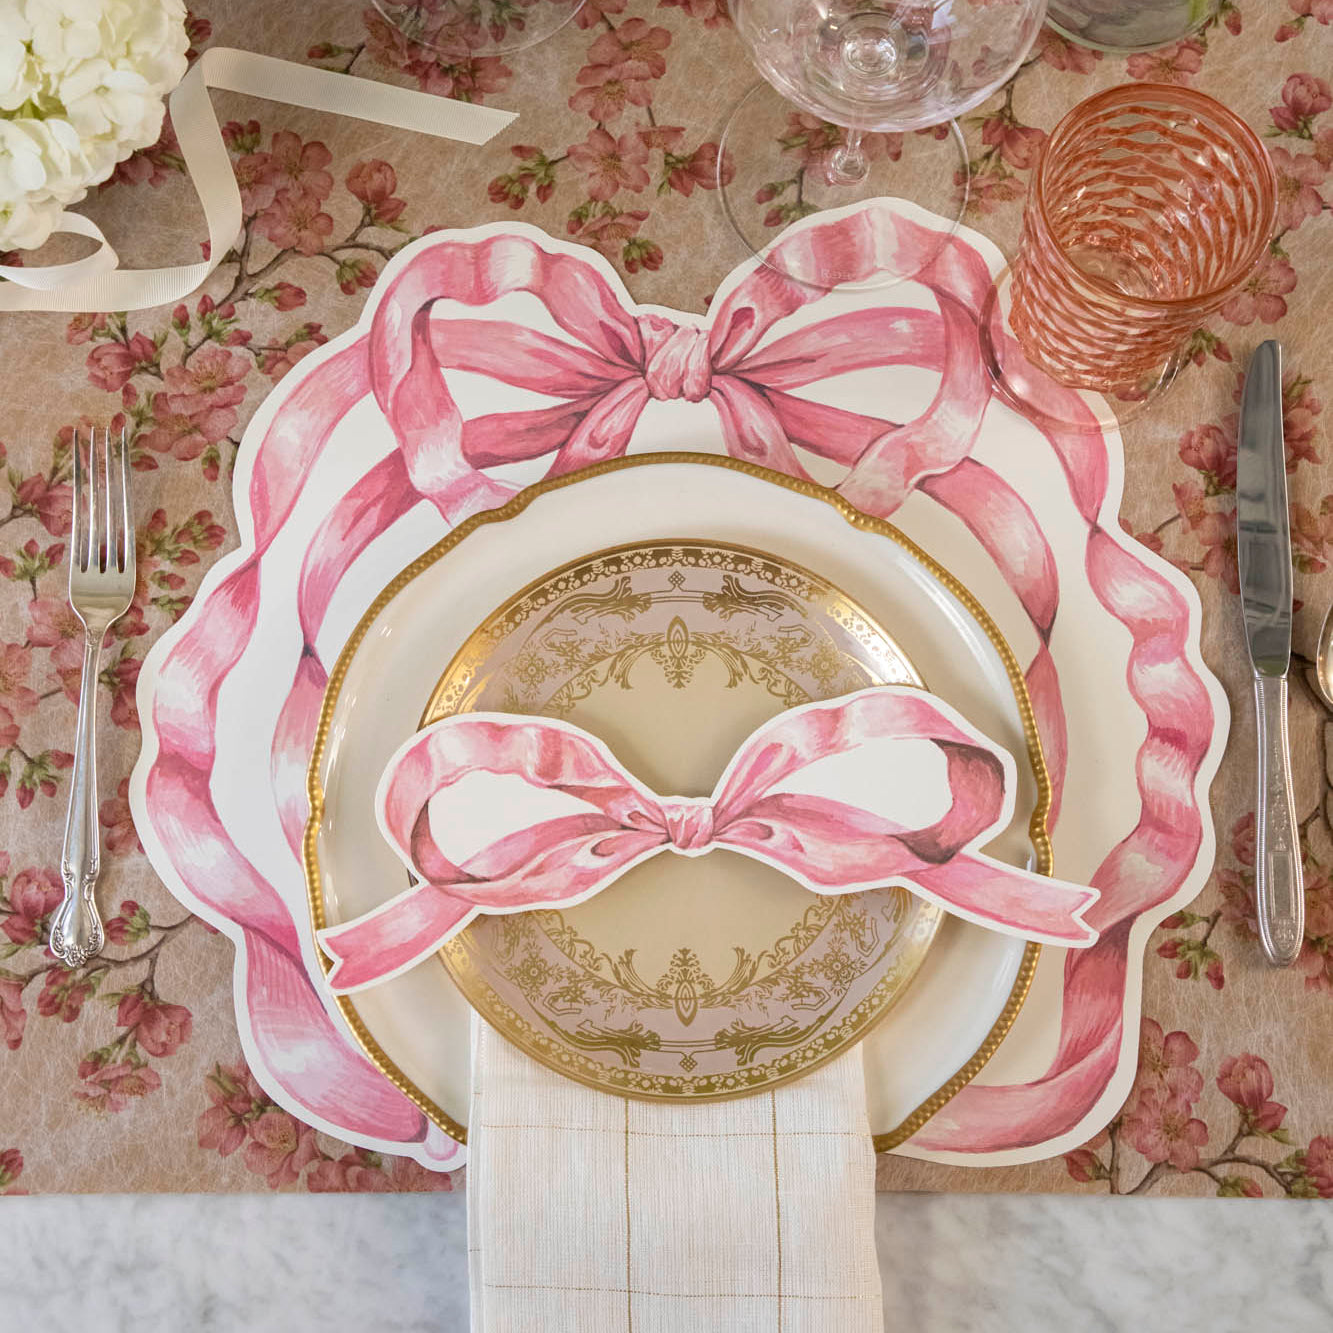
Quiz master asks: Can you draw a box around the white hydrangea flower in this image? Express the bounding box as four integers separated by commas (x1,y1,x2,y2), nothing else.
115,0,189,91
0,0,188,252
30,114,98,202
27,0,108,73
0,191,63,251
0,5,40,113
0,122,54,202
59,61,158,141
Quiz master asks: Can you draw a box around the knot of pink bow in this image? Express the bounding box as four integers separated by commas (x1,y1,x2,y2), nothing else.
638,316,712,402
653,797,716,850
316,686,1100,994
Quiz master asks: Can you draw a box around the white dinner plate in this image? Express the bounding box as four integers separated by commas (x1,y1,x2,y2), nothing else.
309,454,1045,1146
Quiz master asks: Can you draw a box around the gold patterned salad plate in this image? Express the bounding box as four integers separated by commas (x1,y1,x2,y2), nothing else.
306,454,1045,1146
423,539,943,1100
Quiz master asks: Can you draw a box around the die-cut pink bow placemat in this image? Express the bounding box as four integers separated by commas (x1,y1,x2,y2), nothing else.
1,0,1330,1199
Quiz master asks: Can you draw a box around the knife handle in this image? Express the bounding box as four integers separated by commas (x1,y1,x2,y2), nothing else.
1253,674,1305,967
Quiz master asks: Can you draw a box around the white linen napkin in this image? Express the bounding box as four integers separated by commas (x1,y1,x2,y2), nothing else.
468,1016,884,1333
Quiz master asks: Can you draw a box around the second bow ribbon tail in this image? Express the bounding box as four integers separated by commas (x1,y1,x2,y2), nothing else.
317,685,1100,993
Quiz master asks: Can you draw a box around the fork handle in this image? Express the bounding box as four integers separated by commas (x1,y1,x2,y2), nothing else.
53,622,108,969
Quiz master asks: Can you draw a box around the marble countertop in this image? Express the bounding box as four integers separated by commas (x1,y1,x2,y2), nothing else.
4,1193,1331,1331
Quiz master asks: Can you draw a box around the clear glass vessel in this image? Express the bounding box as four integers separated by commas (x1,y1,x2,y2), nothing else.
720,0,1048,287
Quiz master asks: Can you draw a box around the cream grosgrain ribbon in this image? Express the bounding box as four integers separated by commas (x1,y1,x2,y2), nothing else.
0,48,515,313
317,686,1100,993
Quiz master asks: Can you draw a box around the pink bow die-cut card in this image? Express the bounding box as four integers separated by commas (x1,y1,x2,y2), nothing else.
318,686,1100,993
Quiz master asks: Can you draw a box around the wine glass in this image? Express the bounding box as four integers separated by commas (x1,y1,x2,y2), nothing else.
371,0,585,58
719,0,1048,288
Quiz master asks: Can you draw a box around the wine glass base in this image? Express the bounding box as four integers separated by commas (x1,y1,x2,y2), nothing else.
371,0,586,57
717,82,969,291
1045,0,1217,54
979,268,1182,434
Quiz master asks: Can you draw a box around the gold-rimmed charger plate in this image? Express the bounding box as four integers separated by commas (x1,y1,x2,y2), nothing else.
423,539,944,1101
305,452,1047,1150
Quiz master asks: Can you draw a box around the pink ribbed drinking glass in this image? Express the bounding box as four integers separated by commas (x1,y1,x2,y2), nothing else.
984,84,1277,425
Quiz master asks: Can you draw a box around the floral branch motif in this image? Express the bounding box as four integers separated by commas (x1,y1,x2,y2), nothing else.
1126,360,1327,596
1221,73,1333,335
0,852,204,1113
1276,0,1333,44
753,117,905,230
1125,36,1208,85
1154,909,1225,989
310,2,735,275
480,10,732,273
1120,0,1243,86
196,1059,457,1192
66,117,419,496
1065,1020,1333,1196
957,73,1045,217
346,2,518,100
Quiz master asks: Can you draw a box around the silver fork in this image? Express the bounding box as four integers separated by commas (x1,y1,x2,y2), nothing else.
50,428,136,969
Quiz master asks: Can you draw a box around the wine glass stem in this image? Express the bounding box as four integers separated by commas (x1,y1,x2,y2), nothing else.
827,128,869,186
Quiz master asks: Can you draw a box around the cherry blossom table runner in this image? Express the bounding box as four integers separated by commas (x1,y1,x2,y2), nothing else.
1,0,1331,1199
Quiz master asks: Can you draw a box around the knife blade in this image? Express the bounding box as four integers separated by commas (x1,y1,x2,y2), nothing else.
1236,339,1304,966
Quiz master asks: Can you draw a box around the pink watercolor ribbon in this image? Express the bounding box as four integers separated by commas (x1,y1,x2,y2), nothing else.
317,686,1099,993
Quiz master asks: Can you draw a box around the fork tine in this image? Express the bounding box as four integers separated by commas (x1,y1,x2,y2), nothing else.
71,428,86,576
118,427,134,577
104,428,121,574
87,429,101,572
100,427,113,574
87,431,98,571
85,431,97,572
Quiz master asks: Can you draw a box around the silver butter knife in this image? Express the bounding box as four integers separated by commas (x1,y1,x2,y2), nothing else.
1237,339,1304,966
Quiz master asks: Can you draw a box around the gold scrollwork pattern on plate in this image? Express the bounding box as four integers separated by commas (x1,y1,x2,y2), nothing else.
426,540,944,1100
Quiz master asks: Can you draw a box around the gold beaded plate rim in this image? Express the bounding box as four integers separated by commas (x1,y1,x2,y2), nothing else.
303,452,1048,1152
422,535,945,1106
